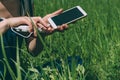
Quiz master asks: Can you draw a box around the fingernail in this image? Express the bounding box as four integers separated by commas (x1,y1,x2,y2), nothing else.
47,24,51,27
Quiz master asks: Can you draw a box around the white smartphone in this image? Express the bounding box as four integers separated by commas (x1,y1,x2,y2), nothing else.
48,6,87,29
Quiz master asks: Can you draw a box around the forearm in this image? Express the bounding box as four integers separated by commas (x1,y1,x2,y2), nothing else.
0,19,9,35
26,35,44,56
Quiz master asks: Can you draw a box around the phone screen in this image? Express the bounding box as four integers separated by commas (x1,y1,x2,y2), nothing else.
51,7,84,26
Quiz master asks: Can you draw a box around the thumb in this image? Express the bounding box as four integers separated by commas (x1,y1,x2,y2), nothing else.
51,9,63,16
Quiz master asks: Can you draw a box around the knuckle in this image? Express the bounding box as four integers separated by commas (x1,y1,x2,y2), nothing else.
24,16,28,19
38,16,42,19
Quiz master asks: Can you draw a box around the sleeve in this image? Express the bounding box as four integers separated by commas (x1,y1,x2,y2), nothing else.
20,0,34,16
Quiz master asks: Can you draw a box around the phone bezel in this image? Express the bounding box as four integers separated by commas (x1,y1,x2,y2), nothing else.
48,6,87,28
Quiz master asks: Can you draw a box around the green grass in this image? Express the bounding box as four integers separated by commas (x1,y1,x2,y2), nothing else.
1,0,120,80
33,0,120,80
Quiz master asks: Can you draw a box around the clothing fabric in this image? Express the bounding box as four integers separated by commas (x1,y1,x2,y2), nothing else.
20,0,33,16
0,29,23,79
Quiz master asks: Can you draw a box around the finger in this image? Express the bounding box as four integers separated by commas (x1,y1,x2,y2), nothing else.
47,27,54,33
37,23,47,31
10,17,32,28
56,24,68,31
37,23,54,33
32,17,48,28
57,26,64,31
51,9,63,16
21,17,36,32
22,17,33,32
62,24,68,29
39,24,54,33
31,20,38,31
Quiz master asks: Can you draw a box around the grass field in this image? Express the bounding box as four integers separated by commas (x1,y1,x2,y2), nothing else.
23,0,120,80
1,0,120,80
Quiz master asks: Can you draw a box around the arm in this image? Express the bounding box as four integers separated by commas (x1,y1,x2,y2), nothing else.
0,16,47,54
0,10,68,56
0,19,10,34
26,9,68,56
0,17,33,35
0,16,47,56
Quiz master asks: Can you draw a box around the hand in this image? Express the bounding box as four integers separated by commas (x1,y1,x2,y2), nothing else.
6,16,48,32
42,9,68,32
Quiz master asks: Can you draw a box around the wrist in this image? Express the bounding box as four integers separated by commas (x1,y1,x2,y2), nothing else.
0,18,10,34
0,18,10,28
4,19,10,29
6,18,11,26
